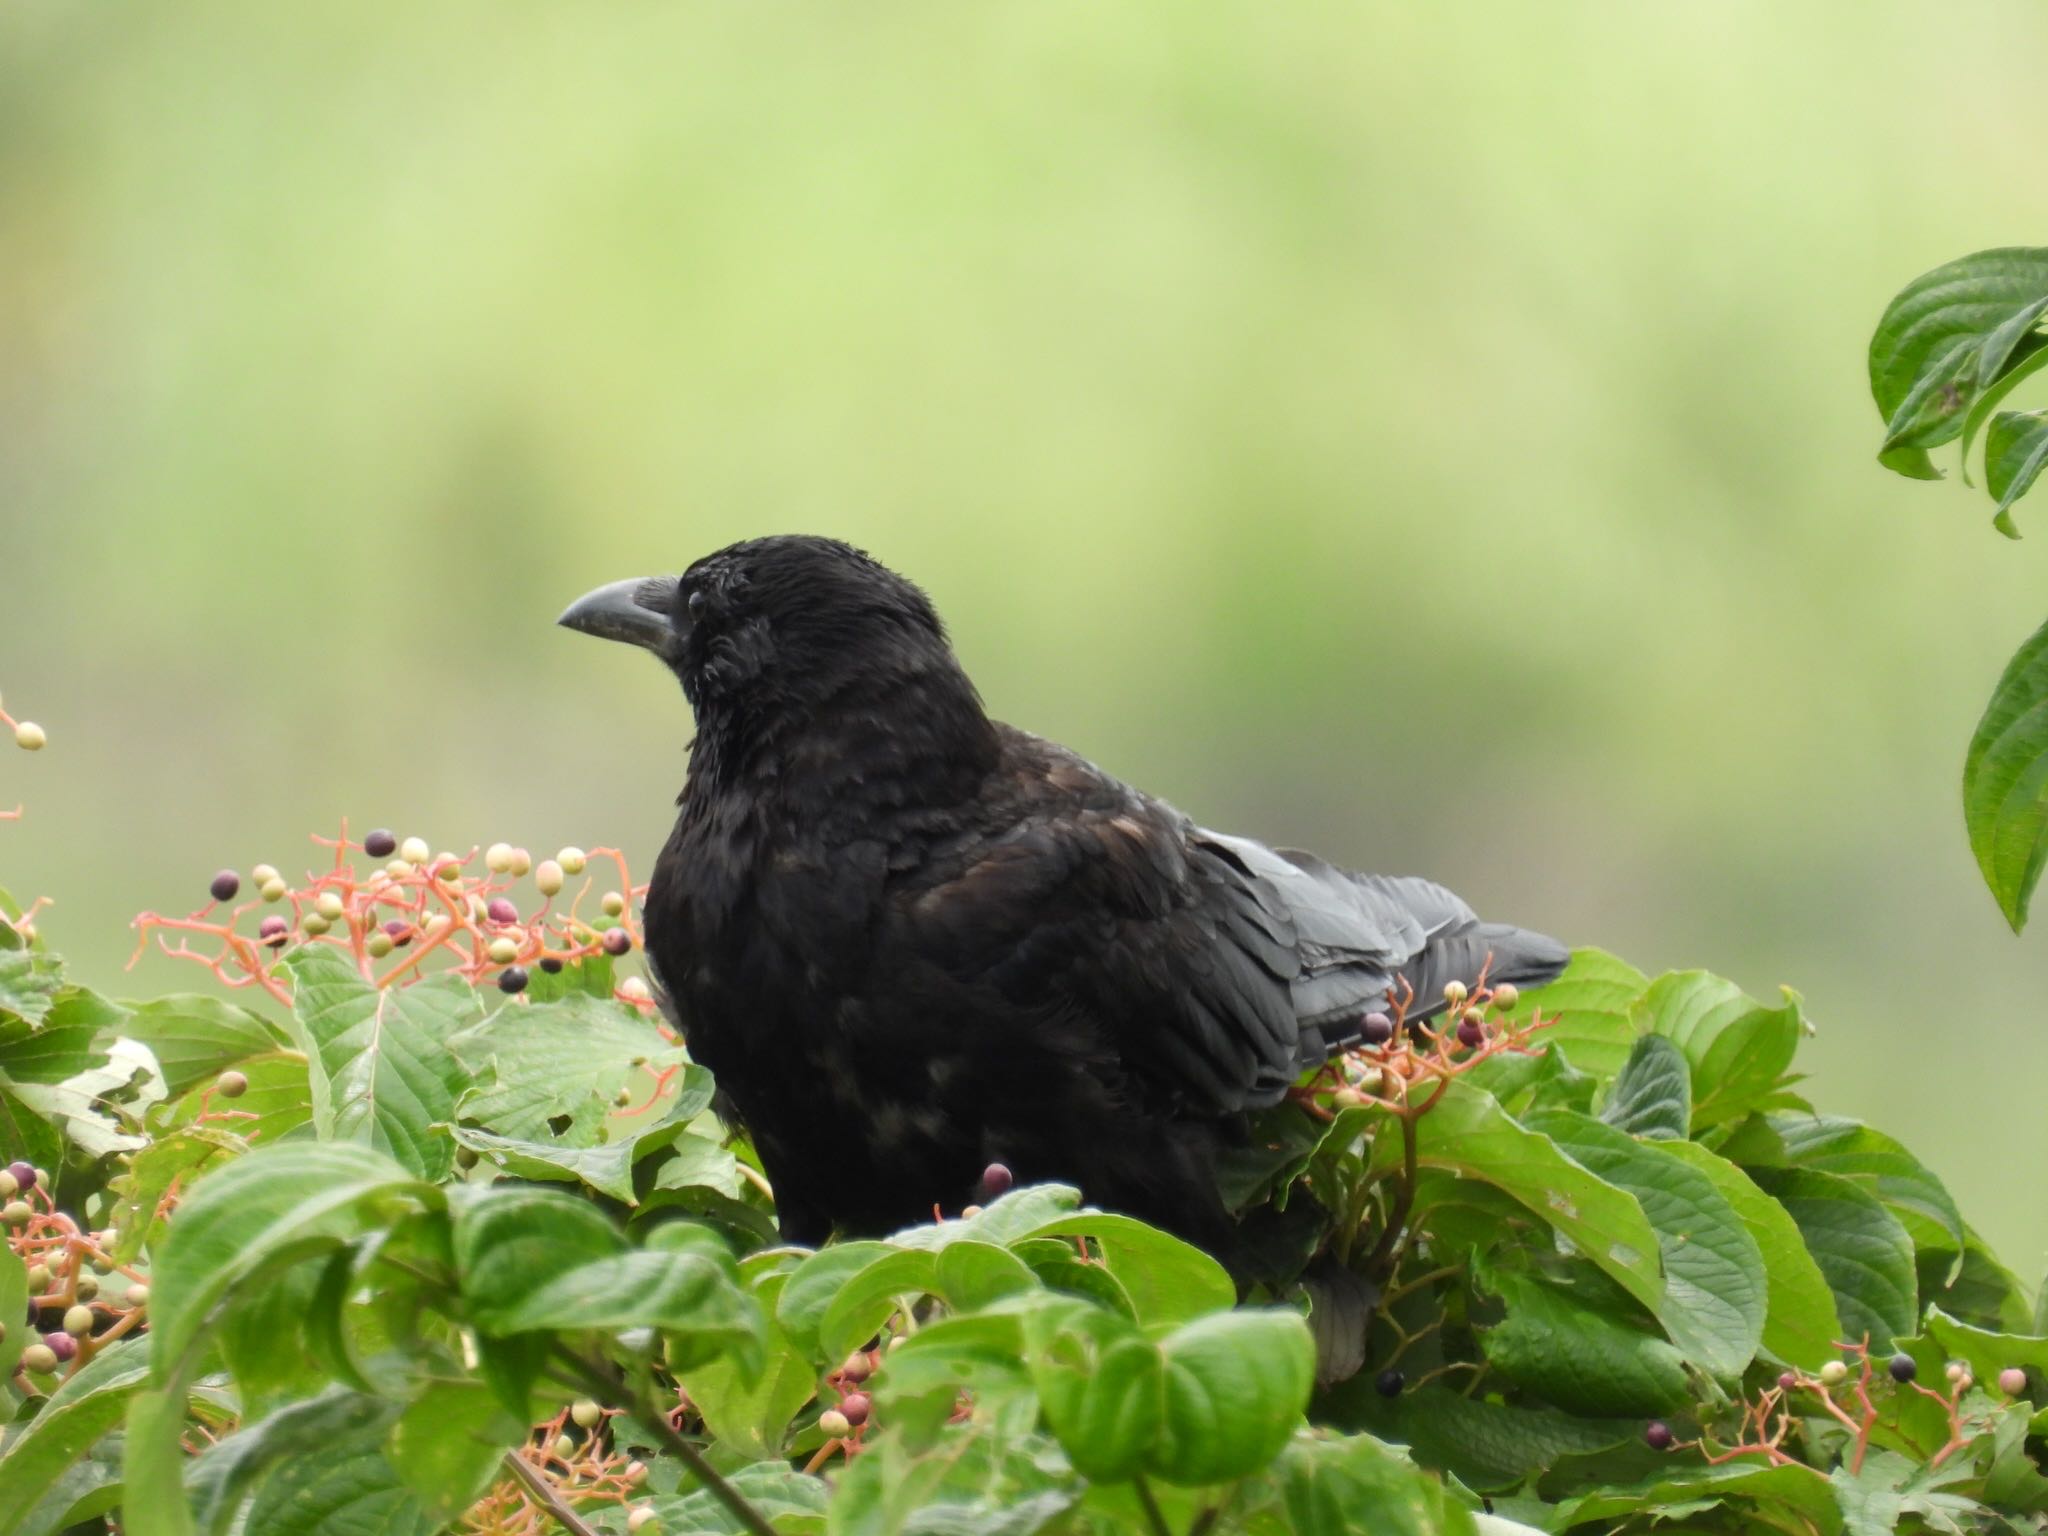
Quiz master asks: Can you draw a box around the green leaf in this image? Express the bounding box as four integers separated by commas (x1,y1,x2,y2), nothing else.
1529,1109,1764,1377
1278,1433,1480,1536
450,1124,639,1202
123,1385,200,1536
1871,249,2048,455
0,1078,63,1170
1632,972,1800,1132
118,994,286,1096
1767,1115,1965,1263
472,1245,761,1355
1347,1385,1636,1493
814,1248,939,1367
1499,946,1645,1081
654,1128,745,1198
1146,1309,1314,1486
1390,1080,1664,1319
452,1183,628,1322
239,1440,438,1536
1750,1167,1917,1348
1021,1297,1165,1482
148,1140,433,1378
0,946,65,1026
182,1388,403,1535
0,1241,21,1382
778,1242,897,1359
0,1340,151,1536
681,1262,819,1461
1987,410,2048,525
1966,616,2048,931
1600,1034,1690,1140
386,1379,521,1522
1653,1139,1842,1370
1544,1460,1845,1535
0,987,120,1084
1475,1262,1690,1416
1013,1212,1233,1327
282,945,479,1181
450,990,691,1146
1962,335,2048,484
649,1462,829,1535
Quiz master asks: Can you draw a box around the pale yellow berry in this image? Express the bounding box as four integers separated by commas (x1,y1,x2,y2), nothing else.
260,878,288,903
1443,980,1467,1006
386,859,414,879
488,937,519,965
434,854,462,882
510,847,533,877
0,1170,16,1198
399,836,430,866
425,912,453,937
1491,982,1520,1010
618,977,652,1003
558,847,588,875
570,1399,603,1428
818,1408,852,1437
485,842,516,873
20,1343,57,1374
125,1283,148,1309
627,1507,660,1534
551,1434,575,1460
1357,1066,1385,1096
251,863,281,887
535,860,565,897
1819,1360,1849,1386
366,932,395,959
624,1460,648,1484
602,892,626,917
13,721,46,751
315,891,345,921
63,1304,93,1336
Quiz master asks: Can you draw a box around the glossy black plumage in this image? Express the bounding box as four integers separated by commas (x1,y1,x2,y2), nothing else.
563,536,1568,1256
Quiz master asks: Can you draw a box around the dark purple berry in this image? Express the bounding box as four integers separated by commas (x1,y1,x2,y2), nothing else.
498,966,529,995
363,829,397,858
1375,1368,1404,1398
839,1391,872,1426
539,956,563,973
8,1161,36,1191
1361,1012,1394,1046
258,915,289,948
383,919,412,947
486,898,520,926
209,870,241,902
1889,1353,1916,1384
602,926,632,956
1456,1020,1485,1050
981,1162,1014,1197
44,1330,77,1362
1644,1420,1673,1450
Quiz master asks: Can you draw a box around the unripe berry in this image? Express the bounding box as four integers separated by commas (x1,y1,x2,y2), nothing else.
73,1275,98,1302
259,878,288,903
841,1352,873,1383
1644,1420,1673,1450
627,1507,659,1534
535,860,565,896
624,1460,648,1484
1361,1012,1394,1046
1945,1361,1966,1383
982,1162,1014,1197
455,1145,479,1170
434,855,462,882
602,892,626,917
366,931,395,959
8,1162,37,1190
486,898,520,926
603,927,632,956
13,721,46,751
45,1331,76,1362
1356,1066,1385,1095
1819,1360,1849,1386
619,977,651,1003
20,1342,57,1374
498,966,529,995
613,1087,632,1107
363,829,397,858
485,843,516,873
558,847,587,875
0,1170,14,1198
124,1284,148,1309
2000,1367,2027,1396
960,1204,984,1218
1888,1353,1917,1384
217,1070,249,1099
385,859,414,880
63,1305,93,1337
570,1399,603,1428
6,1199,33,1224
510,847,533,877
26,1263,50,1292
258,915,289,948
552,1434,575,1460
400,836,430,866
209,870,241,902
818,1408,852,1437
315,890,345,920
1443,980,1467,1006
488,937,520,965
300,913,331,937
839,1391,871,1426
1491,982,1519,1010
424,912,452,938
1375,1368,1404,1398
1333,1086,1367,1108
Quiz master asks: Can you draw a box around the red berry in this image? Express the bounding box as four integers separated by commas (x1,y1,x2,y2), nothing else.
363,829,397,858
839,1391,871,1426
209,870,241,902
44,1330,77,1362
981,1162,1014,1197
1777,1371,1797,1390
1361,1012,1394,1046
498,966,529,995
1644,1420,1673,1450
258,916,289,948
487,898,520,926
602,927,632,956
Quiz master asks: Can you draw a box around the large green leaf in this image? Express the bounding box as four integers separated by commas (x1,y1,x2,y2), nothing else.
282,945,478,1181
386,1379,522,1522
238,1441,438,1536
449,990,692,1146
1871,249,2048,459
1965,616,2048,932
1599,1034,1689,1140
470,1245,760,1347
1277,1434,1479,1536
1767,1115,1965,1262
0,987,121,1084
1653,1140,1841,1371
0,946,65,1026
1475,1263,1689,1417
0,1340,151,1536
1631,971,1800,1133
449,1123,639,1202
1530,1109,1764,1377
1390,1080,1664,1319
1350,1386,1636,1493
1013,1211,1233,1327
182,1388,403,1535
1750,1167,1917,1349
1020,1296,1165,1483
118,994,286,1097
451,1183,629,1325
1987,409,2048,523
682,1260,819,1462
1146,1309,1314,1486
1544,1460,1845,1535
1497,946,1645,1081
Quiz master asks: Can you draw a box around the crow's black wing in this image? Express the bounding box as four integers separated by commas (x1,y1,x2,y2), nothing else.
889,731,1568,1115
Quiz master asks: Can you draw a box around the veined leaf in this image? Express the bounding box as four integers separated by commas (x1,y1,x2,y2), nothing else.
1750,1167,1916,1349
1964,616,2048,931
1871,249,2048,457
1600,1034,1690,1140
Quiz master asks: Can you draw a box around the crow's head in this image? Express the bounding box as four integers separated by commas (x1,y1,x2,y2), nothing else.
560,535,979,739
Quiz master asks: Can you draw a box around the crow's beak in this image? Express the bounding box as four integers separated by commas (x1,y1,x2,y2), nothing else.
557,575,681,652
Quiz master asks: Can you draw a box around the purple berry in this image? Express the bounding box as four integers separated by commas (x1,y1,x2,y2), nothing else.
1777,1371,1797,1390
1375,1368,1404,1398
1361,1012,1394,1046
1889,1353,1916,1384
498,966,529,995
487,897,520,926
1645,1420,1673,1450
602,926,632,956
981,1162,1014,1197
539,956,563,974
8,1161,36,1191
839,1391,872,1426
44,1330,77,1362
209,870,241,903
363,829,397,858
1456,1020,1485,1050
383,919,412,947
258,915,289,948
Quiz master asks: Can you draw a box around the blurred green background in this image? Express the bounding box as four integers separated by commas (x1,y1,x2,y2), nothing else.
5,2,2047,1267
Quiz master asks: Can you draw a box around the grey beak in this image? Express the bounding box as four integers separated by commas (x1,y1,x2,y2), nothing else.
557,575,682,651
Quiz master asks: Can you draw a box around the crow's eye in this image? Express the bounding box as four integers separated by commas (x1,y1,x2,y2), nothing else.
687,589,709,620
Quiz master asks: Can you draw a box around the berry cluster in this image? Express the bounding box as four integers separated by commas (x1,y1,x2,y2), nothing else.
2,1160,150,1392
1300,975,1548,1122
131,824,656,1012
461,1399,649,1536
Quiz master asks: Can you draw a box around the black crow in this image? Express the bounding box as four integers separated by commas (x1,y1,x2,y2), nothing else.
560,536,1566,1256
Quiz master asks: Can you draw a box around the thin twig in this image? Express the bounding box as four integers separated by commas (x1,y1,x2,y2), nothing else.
500,1449,603,1536
1133,1474,1175,1536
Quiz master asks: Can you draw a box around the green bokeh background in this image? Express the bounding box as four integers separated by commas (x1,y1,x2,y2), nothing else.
5,4,2047,1270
